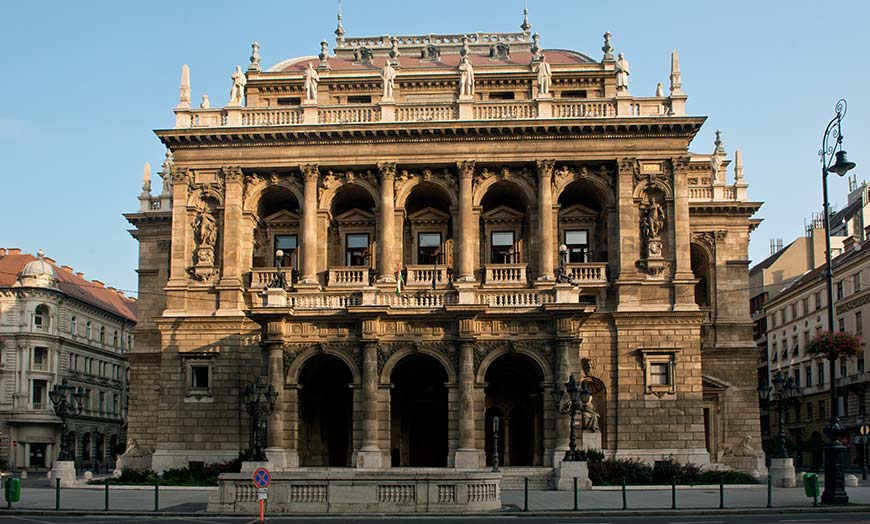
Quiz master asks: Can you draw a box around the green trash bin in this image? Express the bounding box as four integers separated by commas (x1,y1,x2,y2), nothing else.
4,477,20,507
802,473,819,504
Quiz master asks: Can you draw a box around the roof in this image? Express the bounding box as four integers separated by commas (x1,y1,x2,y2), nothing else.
269,49,595,73
749,238,798,275
0,251,137,322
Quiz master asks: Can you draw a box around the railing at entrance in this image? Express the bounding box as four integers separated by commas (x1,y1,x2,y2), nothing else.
328,266,371,287
565,263,608,285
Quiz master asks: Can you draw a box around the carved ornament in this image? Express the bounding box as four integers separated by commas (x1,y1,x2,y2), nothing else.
473,166,536,192
691,230,728,250
394,167,457,202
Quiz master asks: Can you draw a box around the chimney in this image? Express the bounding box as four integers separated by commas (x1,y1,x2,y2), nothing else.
776,238,783,252
0,248,6,256
92,280,105,288
44,256,56,264
8,248,21,255
770,239,776,256
76,272,84,278
61,265,74,272
843,235,856,253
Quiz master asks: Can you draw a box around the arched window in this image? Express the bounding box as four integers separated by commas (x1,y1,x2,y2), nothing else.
70,316,77,335
34,305,49,330
99,326,105,344
86,321,92,339
112,331,119,348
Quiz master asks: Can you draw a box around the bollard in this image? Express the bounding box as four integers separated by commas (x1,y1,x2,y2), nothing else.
55,478,60,510
671,475,676,509
719,477,724,509
573,477,578,511
621,477,627,510
104,482,109,511
767,476,772,508
523,477,528,512
154,482,159,512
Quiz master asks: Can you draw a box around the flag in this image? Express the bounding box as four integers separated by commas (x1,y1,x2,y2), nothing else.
395,262,404,295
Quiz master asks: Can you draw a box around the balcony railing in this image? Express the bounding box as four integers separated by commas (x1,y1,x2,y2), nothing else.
378,291,456,308
405,265,450,287
249,268,294,289
328,266,371,287
290,293,362,309
565,263,608,285
484,264,528,286
476,289,554,308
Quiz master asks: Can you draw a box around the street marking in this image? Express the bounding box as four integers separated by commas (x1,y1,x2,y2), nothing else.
778,520,833,523
669,521,723,524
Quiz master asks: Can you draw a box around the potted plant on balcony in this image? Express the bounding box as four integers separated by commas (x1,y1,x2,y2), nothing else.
806,331,862,360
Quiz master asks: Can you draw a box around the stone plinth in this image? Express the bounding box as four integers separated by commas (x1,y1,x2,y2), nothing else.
50,460,76,488
579,431,602,451
262,288,287,307
240,460,273,473
556,460,591,491
209,469,501,513
554,282,579,304
769,457,796,488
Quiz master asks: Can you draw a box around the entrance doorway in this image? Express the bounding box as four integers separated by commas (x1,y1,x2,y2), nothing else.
298,354,353,467
484,353,544,466
390,354,448,467
29,443,46,468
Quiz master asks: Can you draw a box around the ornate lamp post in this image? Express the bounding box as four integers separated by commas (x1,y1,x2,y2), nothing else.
819,99,857,504
48,379,86,461
242,377,278,462
551,374,592,461
757,371,800,459
491,416,500,472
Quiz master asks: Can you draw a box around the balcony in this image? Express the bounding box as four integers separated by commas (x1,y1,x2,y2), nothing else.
565,263,608,286
249,268,294,289
328,266,371,287
405,265,450,288
484,264,528,286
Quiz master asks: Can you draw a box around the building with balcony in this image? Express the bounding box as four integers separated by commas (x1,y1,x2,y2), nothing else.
124,17,763,479
0,249,136,472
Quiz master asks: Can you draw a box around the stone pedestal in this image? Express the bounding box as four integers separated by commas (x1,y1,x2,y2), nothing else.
50,460,76,488
225,107,242,126
380,100,395,122
556,460,591,491
240,460,273,473
262,287,287,307
455,282,476,305
536,97,553,118
360,286,378,305
769,457,796,488
265,448,297,470
354,449,384,469
302,102,318,124
453,449,482,469
554,282,579,304
579,431,602,451
458,99,473,120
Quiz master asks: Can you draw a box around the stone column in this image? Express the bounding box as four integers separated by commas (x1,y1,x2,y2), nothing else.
536,160,556,281
454,340,479,468
378,163,397,283
356,341,382,468
552,339,571,467
218,167,244,312
299,164,319,286
671,157,697,309
456,161,476,282
167,168,191,284
267,344,284,449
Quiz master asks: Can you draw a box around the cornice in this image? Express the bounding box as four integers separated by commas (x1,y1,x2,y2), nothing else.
689,201,763,216
156,117,706,149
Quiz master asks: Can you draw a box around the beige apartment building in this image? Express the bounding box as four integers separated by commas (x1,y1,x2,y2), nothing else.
124,16,763,483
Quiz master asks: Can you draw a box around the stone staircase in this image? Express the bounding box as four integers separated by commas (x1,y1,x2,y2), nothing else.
499,467,554,490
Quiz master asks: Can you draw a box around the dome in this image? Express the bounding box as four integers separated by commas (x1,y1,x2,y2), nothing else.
18,250,57,287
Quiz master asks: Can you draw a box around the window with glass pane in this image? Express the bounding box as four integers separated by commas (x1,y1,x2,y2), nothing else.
33,347,47,370
274,235,298,269
31,380,46,408
805,365,812,387
565,230,590,263
346,233,370,266
818,363,825,385
650,363,670,385
491,231,516,263
191,365,210,389
417,232,442,264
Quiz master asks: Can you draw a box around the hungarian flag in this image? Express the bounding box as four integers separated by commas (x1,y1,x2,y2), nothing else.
395,262,404,295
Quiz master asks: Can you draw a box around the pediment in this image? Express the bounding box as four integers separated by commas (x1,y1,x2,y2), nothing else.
264,209,300,225
559,204,599,220
482,205,524,221
408,207,450,223
335,208,375,224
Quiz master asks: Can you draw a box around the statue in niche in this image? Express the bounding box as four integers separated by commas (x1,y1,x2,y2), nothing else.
304,63,319,102
229,65,246,106
381,59,396,100
535,54,552,96
458,57,475,98
581,397,600,432
642,193,666,259
616,53,630,93
196,208,217,250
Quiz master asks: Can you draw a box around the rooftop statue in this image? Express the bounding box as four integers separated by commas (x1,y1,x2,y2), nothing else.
304,63,320,102
616,53,630,93
229,65,246,106
382,59,396,100
535,54,551,97
458,57,475,98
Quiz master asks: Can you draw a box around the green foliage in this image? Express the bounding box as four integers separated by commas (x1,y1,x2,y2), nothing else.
89,456,243,486
587,457,756,486
581,449,605,463
652,459,702,484
806,331,862,359
588,458,652,485
697,469,757,484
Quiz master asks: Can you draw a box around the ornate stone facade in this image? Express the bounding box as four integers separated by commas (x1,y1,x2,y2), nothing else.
125,22,762,478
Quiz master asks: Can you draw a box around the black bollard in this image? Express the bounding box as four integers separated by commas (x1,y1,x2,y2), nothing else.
104,482,109,511
671,475,676,509
154,482,159,512
523,477,528,512
573,477,578,511
767,476,772,508
719,477,724,509
621,477,627,510
55,478,60,510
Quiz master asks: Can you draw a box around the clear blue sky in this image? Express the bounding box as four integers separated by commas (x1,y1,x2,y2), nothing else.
1,0,868,298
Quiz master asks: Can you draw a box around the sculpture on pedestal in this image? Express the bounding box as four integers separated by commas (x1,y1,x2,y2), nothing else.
200,94,210,109
616,53,630,93
459,57,475,98
580,398,600,432
304,63,320,102
382,59,396,100
535,55,551,97
229,65,246,106
249,42,261,71
193,199,218,280
642,197,665,257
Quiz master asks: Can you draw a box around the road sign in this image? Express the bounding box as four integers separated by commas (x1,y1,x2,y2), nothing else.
860,424,870,436
11,442,15,447
252,467,271,488
257,487,268,500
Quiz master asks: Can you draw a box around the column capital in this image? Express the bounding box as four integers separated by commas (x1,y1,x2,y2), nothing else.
170,166,190,186
536,159,556,178
456,160,476,179
300,164,320,181
617,157,639,176
671,156,690,175
221,166,244,184
377,162,397,179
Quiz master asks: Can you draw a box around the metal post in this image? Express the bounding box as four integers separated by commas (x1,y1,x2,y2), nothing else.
767,475,772,508
55,478,60,510
573,477,578,511
523,477,528,512
491,416,500,472
104,482,109,511
154,482,159,512
671,476,676,509
719,478,724,509
621,477,627,510
863,436,868,481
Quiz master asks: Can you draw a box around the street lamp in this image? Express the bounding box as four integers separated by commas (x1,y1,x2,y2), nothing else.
551,374,592,461
273,249,286,289
555,244,578,285
819,99,857,504
49,379,86,462
757,371,800,459
242,377,278,462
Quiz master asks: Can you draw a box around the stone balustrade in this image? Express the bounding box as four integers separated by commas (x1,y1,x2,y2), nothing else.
318,105,380,124
483,264,528,286
378,291,456,308
328,266,371,287
396,104,458,122
554,101,616,118
290,292,362,309
475,289,554,307
241,108,302,126
565,262,608,285
405,265,450,287
473,101,537,120
249,268,294,289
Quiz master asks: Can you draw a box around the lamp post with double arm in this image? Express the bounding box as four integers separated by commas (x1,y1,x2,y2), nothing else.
551,374,592,462
242,377,278,462
49,379,86,462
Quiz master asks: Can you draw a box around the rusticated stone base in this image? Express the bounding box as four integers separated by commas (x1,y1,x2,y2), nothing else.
208,469,501,513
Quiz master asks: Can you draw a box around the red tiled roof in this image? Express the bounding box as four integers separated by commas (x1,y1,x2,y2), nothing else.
273,49,594,73
0,252,137,322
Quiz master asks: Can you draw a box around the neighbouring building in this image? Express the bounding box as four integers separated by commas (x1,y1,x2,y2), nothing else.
0,249,136,472
751,178,870,460
124,14,764,484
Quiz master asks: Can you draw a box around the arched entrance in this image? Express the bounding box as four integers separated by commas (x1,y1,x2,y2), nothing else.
484,353,545,466
390,354,448,467
298,354,353,467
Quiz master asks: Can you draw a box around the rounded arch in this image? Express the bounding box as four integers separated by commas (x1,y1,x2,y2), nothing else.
396,177,458,209
318,179,380,212
187,187,224,208
286,346,361,385
297,353,354,467
254,185,301,218
243,178,304,215
473,176,536,208
380,346,457,384
691,241,713,307
632,179,673,200
475,345,553,384
554,176,616,208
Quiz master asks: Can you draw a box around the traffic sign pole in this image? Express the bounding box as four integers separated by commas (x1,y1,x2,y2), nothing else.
861,425,870,481
251,467,271,523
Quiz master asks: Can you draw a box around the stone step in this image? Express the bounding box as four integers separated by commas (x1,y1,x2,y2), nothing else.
499,468,554,490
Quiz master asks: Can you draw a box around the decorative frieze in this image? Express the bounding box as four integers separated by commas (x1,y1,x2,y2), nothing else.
473,165,537,192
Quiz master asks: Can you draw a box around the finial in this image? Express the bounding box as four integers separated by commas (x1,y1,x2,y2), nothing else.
669,50,683,95
530,33,542,62
177,64,191,108
389,36,400,65
37,249,44,259
734,148,744,181
521,2,531,34
460,35,470,58
655,83,664,97
200,94,210,109
335,0,345,45
319,40,330,69
601,32,614,61
249,42,261,72
142,162,152,194
714,130,724,153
